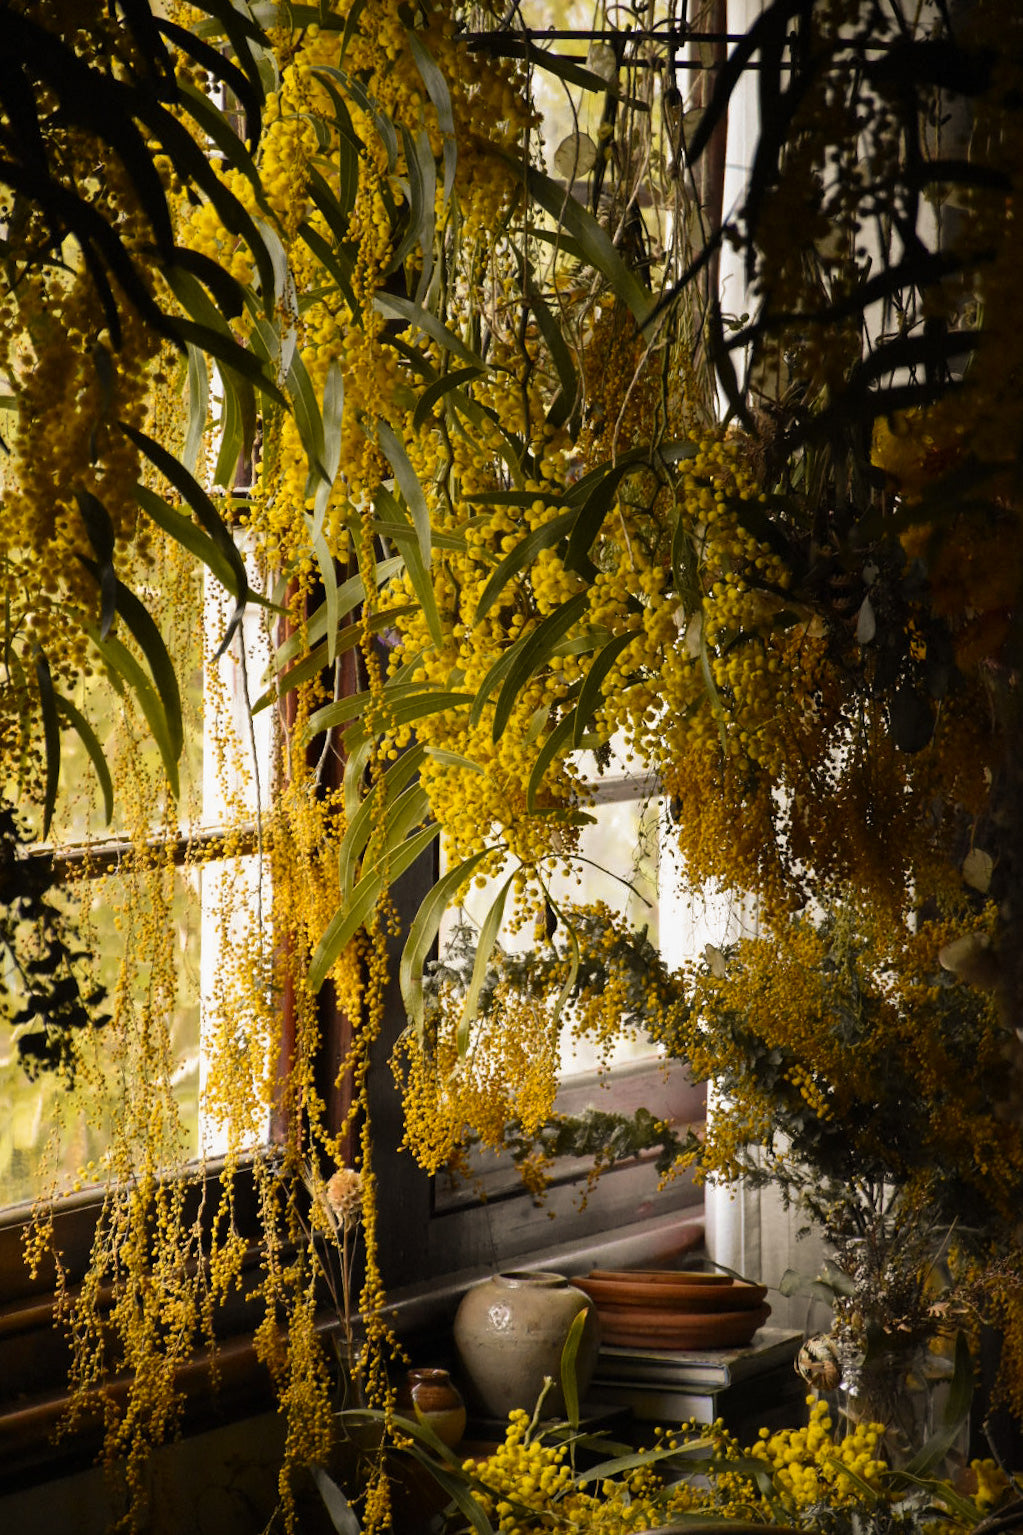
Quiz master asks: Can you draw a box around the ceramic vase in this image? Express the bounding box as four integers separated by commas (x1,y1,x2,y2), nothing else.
453,1270,600,1419
396,1367,467,1448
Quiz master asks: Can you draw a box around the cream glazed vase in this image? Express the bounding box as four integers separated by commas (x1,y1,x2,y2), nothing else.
452,1270,600,1419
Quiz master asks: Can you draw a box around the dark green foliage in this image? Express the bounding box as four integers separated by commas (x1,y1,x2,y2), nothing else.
0,798,109,1078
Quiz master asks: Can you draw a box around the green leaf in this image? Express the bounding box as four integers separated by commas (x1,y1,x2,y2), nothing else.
308,1465,361,1535
425,747,486,775
297,219,361,320
491,592,589,741
376,420,430,565
402,847,493,1036
374,483,442,647
374,291,485,368
405,1455,495,1535
363,780,431,875
176,74,265,204
560,1308,588,1431
522,270,579,430
338,743,427,900
820,1455,880,1505
74,489,117,638
899,1332,974,1482
108,579,183,760
54,696,113,825
305,158,357,241
313,65,397,170
274,558,404,667
309,822,441,994
310,529,340,664
478,34,621,97
183,341,209,476
389,124,433,282
474,508,576,623
122,422,248,650
412,367,484,432
33,648,60,837
312,687,472,740
526,709,578,813
88,628,181,797
133,482,246,623
456,872,516,1055
213,365,249,491
564,456,644,573
321,358,344,486
520,164,654,324
339,0,369,61
407,30,457,204
257,607,416,714
573,629,639,746
284,342,330,492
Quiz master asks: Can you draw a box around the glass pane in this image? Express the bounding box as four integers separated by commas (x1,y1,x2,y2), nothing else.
0,864,201,1209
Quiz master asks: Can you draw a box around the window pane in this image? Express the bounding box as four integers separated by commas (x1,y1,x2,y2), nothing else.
0,863,201,1208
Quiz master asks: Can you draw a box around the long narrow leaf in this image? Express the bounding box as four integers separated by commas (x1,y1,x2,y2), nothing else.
107,580,183,760
88,629,181,797
309,822,442,993
74,490,117,638
183,341,209,476
474,508,576,623
374,483,442,647
563,461,634,573
407,31,457,204
492,592,589,741
412,367,484,432
133,482,245,614
308,1465,360,1535
338,743,427,900
273,559,404,667
521,164,654,324
573,629,640,746
122,422,248,647
560,1308,588,1430
523,270,580,430
401,848,493,1036
54,696,113,825
456,872,515,1055
526,709,578,812
374,291,485,368
33,648,60,836
376,420,430,564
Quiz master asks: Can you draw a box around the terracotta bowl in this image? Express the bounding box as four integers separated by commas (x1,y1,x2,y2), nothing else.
573,1273,768,1313
596,1301,772,1349
588,1268,731,1286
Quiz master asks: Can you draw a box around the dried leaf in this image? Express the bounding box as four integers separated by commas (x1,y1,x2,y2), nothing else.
962,847,994,894
586,41,618,82
856,594,876,645
553,131,598,179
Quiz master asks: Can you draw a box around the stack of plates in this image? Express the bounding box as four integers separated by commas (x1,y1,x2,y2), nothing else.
573,1268,770,1349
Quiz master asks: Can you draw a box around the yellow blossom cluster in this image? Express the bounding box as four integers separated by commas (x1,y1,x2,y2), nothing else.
751,1399,885,1509
0,3,166,794
655,894,1023,1216
458,1397,1008,1534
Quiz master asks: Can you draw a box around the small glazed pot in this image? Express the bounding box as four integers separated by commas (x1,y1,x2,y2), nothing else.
396,1367,467,1449
453,1270,600,1420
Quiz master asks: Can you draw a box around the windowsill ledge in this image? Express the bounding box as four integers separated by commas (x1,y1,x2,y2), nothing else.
381,1207,706,1340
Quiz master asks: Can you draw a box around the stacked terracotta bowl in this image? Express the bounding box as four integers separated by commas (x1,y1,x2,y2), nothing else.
572,1269,770,1349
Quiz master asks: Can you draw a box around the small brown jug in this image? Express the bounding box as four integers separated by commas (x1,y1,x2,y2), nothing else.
396,1366,467,1448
